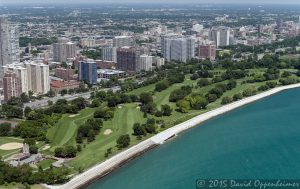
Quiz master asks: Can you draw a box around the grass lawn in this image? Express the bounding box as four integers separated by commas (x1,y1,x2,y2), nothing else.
46,68,282,171
128,83,156,96
69,103,147,170
47,108,96,151
0,137,23,158
37,159,56,169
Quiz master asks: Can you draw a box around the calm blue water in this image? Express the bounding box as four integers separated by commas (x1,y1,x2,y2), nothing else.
88,88,300,189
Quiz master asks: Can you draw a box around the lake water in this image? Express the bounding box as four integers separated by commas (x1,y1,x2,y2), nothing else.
88,88,300,189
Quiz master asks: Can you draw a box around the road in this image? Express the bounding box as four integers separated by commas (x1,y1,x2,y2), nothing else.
24,86,120,109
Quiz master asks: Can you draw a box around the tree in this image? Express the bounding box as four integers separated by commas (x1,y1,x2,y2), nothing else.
46,90,56,97
71,97,87,110
54,147,64,157
116,135,130,149
141,102,157,114
20,93,30,103
227,79,237,90
144,119,156,134
191,95,208,110
197,78,210,87
139,93,153,104
263,67,280,80
281,71,291,78
233,93,243,101
242,89,257,97
205,93,218,103
64,146,77,158
133,123,146,136
161,104,172,116
2,105,23,118
221,96,233,105
47,100,53,106
24,107,32,118
155,80,170,92
0,123,11,136
169,86,192,102
176,100,190,113
60,89,68,96
54,146,77,158
94,107,114,120
90,99,101,108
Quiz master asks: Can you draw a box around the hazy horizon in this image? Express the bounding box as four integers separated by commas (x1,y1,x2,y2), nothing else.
2,0,300,5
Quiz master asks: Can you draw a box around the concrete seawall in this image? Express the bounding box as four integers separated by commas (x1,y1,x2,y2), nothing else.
46,83,300,189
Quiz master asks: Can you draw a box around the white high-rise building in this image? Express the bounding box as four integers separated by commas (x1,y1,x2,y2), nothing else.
138,55,153,72
102,47,117,62
24,62,50,94
0,16,20,81
162,36,195,63
209,26,230,48
113,36,134,47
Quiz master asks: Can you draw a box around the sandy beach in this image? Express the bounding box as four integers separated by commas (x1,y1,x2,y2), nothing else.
45,83,300,189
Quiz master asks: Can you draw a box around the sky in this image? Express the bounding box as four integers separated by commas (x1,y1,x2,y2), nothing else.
1,0,300,4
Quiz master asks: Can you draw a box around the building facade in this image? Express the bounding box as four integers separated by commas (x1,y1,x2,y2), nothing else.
0,16,20,83
116,47,141,73
162,36,195,63
138,55,153,72
113,36,134,47
102,47,117,62
209,26,230,47
79,60,97,85
24,62,50,94
50,80,80,94
55,68,74,81
198,44,216,61
3,71,21,102
53,42,76,62
3,64,28,94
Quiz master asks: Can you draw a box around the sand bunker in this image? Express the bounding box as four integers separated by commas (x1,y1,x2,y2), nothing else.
69,114,79,118
104,129,112,135
0,142,23,150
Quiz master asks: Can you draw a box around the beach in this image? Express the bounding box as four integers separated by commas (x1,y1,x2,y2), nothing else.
45,83,300,189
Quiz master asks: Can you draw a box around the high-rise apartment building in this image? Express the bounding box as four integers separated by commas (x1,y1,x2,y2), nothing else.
138,55,153,72
3,71,21,102
24,62,50,94
113,36,134,47
198,44,216,61
209,26,230,47
55,68,74,81
102,47,117,62
116,47,141,72
3,64,28,94
79,60,97,85
80,38,96,48
161,36,195,63
53,42,76,62
0,16,20,81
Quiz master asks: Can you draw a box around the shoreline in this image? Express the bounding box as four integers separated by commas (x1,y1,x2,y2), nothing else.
45,83,300,189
